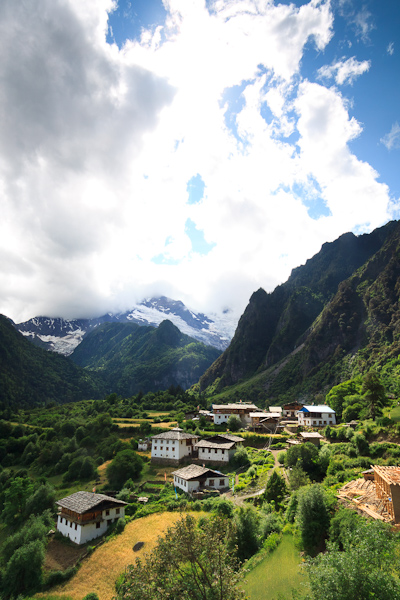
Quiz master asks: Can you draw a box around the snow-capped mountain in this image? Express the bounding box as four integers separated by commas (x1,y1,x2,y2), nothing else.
16,297,237,355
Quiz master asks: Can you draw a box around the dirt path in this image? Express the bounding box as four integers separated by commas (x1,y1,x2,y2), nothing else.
224,449,288,506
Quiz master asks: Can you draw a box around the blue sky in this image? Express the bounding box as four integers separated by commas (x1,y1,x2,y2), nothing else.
0,0,399,322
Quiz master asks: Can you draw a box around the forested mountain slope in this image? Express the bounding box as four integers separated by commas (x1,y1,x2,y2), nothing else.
198,220,400,403
0,315,105,407
71,319,221,396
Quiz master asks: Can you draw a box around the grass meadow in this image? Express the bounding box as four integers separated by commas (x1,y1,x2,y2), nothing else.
244,534,308,600
45,512,195,600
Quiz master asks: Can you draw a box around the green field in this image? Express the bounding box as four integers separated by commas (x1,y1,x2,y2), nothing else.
244,534,307,600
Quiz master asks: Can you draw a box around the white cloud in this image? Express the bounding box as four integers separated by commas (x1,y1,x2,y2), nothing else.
381,122,400,151
387,42,394,56
0,0,394,325
317,56,370,85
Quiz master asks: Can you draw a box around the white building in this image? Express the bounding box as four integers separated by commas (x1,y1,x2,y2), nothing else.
212,403,260,425
172,464,229,495
151,428,199,465
56,491,126,545
195,433,244,463
297,405,336,428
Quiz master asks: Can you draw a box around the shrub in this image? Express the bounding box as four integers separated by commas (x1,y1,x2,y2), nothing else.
115,518,126,534
44,566,78,588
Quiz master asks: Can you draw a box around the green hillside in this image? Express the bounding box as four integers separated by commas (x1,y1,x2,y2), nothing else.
71,319,221,396
198,220,400,405
0,315,105,407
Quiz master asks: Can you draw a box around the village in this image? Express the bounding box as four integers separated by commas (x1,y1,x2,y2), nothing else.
54,398,400,552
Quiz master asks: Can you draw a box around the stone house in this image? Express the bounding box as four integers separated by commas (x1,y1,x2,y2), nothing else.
195,433,244,464
172,464,229,495
151,428,199,465
56,491,126,545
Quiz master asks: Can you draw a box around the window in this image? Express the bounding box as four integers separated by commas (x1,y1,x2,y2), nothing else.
116,508,120,515
209,479,214,487
214,449,217,454
106,509,110,516
96,522,101,529
75,523,78,530
70,521,73,528
208,449,211,453
219,479,225,486
222,450,225,454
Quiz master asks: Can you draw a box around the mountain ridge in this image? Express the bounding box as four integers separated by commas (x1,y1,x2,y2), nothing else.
16,296,236,355
198,220,400,403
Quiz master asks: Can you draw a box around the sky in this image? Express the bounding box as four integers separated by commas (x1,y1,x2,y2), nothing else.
1,0,400,324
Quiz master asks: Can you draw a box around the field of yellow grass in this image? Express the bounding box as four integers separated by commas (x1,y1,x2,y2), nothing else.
114,420,176,429
47,512,189,600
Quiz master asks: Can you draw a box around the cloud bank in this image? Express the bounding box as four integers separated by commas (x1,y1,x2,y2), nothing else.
0,0,394,323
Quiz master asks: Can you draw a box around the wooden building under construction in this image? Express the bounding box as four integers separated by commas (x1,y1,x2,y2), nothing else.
338,465,400,524
372,465,400,523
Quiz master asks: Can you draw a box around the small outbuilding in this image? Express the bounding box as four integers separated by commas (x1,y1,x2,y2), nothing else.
300,431,323,447
56,491,126,545
172,464,229,495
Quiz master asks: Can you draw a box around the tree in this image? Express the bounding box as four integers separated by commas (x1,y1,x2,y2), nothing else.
2,476,34,525
227,414,242,432
296,484,332,553
326,377,362,420
284,442,319,477
115,515,245,600
3,539,45,598
24,482,56,517
305,520,400,600
362,371,387,420
233,505,262,562
288,464,310,491
264,469,287,505
106,448,143,489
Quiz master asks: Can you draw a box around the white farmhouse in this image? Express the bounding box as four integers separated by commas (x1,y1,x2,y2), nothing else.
212,403,259,425
297,405,336,427
151,428,199,465
172,464,229,495
195,433,244,463
56,491,126,545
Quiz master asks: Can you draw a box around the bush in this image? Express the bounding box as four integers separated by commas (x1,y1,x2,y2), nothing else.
277,451,286,464
44,566,77,588
82,594,99,600
261,513,283,538
115,518,126,534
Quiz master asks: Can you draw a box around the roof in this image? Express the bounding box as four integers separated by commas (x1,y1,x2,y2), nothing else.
212,403,259,411
373,465,400,485
172,464,226,481
152,430,199,441
259,412,281,420
195,434,244,449
216,433,244,442
249,412,269,418
298,405,335,414
268,407,282,412
196,440,235,450
300,432,323,439
56,491,126,514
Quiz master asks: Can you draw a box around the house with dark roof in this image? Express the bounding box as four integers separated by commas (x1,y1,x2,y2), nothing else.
151,427,199,465
56,491,127,544
195,433,244,464
172,464,229,494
